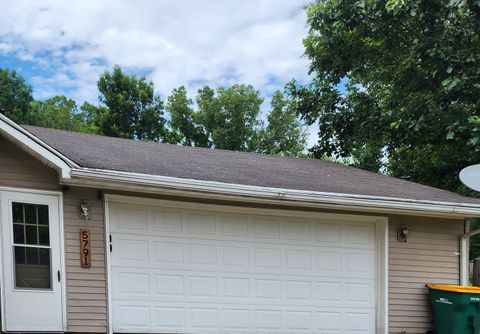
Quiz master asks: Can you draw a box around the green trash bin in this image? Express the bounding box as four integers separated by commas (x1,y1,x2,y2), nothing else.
427,283,480,334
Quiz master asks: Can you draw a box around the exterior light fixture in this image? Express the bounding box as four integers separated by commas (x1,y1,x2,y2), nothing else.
397,225,409,242
79,200,90,220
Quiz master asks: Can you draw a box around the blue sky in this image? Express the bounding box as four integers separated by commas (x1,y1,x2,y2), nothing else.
0,0,318,144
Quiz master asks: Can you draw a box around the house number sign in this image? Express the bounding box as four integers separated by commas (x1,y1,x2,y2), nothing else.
80,229,91,268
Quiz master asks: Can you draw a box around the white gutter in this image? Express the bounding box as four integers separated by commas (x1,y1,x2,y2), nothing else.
66,168,480,217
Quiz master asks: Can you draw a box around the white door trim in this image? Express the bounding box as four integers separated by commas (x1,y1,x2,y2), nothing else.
104,193,389,334
0,188,67,332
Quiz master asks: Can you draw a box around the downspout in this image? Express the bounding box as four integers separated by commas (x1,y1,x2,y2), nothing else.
460,219,480,286
460,219,470,286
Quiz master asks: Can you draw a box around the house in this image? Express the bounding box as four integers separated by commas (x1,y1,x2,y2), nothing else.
0,113,479,334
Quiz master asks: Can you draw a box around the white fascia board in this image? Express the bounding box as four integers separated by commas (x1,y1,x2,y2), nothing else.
68,168,480,217
0,114,77,179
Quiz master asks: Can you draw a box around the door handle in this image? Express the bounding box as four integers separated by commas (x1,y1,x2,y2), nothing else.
57,270,61,282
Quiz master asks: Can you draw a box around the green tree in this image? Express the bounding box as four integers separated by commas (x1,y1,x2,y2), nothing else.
196,85,264,151
167,85,308,154
288,0,480,193
29,96,97,133
0,68,33,123
80,102,108,133
90,65,170,142
166,86,209,147
258,91,308,156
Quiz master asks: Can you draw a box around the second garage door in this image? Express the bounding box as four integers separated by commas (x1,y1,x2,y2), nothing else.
108,199,379,333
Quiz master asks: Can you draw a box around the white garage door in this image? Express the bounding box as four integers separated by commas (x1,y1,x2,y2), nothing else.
108,200,379,333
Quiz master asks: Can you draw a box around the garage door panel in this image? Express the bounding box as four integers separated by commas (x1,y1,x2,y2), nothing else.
185,212,217,235
254,247,281,269
154,241,184,263
112,268,375,307
113,206,149,231
113,301,376,333
155,274,184,296
114,304,151,329
343,224,375,245
111,208,375,250
112,236,375,278
116,238,149,263
112,231,375,252
114,272,150,297
282,220,311,241
152,209,183,232
110,202,377,333
188,243,217,265
220,214,249,237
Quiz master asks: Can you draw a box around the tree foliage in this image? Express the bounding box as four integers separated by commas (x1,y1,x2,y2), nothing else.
0,68,33,123
29,96,97,133
88,65,170,142
288,0,480,192
258,91,308,156
166,86,209,147
0,69,97,132
168,85,308,154
196,85,263,151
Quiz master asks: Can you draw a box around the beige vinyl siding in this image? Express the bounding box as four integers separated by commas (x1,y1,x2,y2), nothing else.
64,187,107,333
0,135,60,190
388,215,463,334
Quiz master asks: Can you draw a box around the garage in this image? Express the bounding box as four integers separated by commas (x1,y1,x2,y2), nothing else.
107,197,385,333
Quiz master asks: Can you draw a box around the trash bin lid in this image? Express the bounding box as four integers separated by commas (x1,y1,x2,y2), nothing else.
427,283,480,294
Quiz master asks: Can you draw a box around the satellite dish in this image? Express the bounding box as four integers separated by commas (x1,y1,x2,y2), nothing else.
460,164,480,192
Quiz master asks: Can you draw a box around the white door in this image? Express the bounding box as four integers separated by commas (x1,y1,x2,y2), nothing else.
109,200,379,334
0,191,64,331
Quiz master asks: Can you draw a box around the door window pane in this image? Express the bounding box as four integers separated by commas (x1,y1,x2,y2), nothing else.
14,246,25,265
26,247,39,265
24,204,36,224
12,203,23,223
37,205,49,226
11,203,52,290
39,248,50,266
38,226,49,246
11,203,50,246
25,225,38,245
14,246,51,289
13,224,24,244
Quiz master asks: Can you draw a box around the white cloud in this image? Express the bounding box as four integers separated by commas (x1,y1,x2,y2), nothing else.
0,0,310,99
0,0,318,144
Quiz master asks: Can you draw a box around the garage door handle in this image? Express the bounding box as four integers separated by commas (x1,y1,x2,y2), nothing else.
57,270,61,282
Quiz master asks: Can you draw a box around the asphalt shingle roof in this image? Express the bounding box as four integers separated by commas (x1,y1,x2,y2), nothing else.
22,125,480,205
